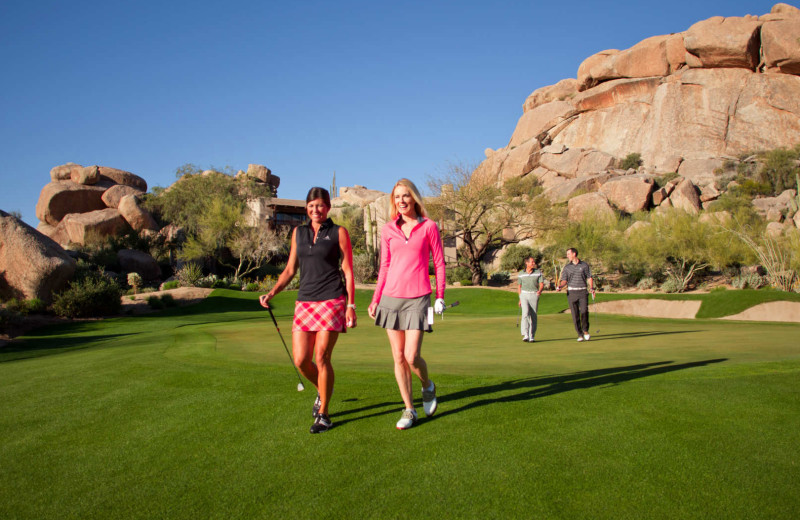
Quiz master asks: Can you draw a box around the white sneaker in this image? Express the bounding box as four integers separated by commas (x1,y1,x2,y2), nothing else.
396,408,417,430
583,333,591,341
577,336,584,342
422,381,437,417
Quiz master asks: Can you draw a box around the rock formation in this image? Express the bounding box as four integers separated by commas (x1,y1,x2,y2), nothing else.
0,210,76,302
36,163,152,245
473,3,800,229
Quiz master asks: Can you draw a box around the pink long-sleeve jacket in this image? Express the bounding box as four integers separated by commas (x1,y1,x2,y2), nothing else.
371,216,446,305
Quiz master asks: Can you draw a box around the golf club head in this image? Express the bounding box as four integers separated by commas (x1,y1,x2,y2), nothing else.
297,382,305,392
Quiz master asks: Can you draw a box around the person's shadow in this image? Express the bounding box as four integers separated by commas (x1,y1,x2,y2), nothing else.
333,359,727,427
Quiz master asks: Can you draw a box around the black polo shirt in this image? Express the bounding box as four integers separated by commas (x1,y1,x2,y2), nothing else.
295,218,345,302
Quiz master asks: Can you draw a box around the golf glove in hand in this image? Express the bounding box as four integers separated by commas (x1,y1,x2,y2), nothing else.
434,298,445,315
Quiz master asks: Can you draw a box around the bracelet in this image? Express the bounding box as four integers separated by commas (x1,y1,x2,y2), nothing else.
347,304,356,309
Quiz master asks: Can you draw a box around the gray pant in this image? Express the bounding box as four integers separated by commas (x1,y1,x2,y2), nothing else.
567,289,589,336
520,291,539,339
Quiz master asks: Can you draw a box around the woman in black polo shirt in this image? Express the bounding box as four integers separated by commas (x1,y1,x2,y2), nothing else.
259,187,356,433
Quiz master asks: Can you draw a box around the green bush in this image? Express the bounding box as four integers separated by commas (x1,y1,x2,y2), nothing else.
488,271,511,285
146,295,166,310
52,275,122,318
447,265,472,284
620,152,642,170
758,146,800,195
636,277,657,290
458,278,473,286
244,282,260,292
660,277,682,294
161,280,180,290
3,298,46,315
500,244,537,272
160,294,177,307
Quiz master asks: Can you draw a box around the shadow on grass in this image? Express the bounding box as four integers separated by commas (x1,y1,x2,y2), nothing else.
532,330,705,343
432,359,728,420
334,359,727,428
0,333,138,362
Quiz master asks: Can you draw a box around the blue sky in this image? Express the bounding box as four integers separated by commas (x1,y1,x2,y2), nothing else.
0,0,779,226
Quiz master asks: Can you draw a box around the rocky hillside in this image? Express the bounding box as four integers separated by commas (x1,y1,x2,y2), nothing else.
474,2,800,227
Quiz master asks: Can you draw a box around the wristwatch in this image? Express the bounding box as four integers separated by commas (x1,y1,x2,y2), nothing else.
347,304,356,310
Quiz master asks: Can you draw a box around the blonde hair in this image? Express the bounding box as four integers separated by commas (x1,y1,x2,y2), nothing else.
390,178,428,219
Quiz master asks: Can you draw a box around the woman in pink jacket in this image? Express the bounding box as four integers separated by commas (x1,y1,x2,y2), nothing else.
368,178,446,430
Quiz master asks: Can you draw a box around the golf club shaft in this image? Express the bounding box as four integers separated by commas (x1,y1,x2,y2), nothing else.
267,307,305,386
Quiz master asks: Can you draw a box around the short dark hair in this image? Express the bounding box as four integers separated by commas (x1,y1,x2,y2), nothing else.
306,187,331,208
567,247,578,256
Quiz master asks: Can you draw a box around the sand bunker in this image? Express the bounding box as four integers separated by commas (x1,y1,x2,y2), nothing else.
590,299,702,319
720,301,800,323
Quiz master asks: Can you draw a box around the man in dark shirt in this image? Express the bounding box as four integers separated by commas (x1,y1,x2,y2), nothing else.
556,248,595,341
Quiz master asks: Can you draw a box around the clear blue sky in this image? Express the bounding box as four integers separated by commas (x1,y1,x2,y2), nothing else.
0,0,778,226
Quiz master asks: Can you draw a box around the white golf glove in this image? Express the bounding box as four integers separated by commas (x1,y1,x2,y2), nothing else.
434,298,445,315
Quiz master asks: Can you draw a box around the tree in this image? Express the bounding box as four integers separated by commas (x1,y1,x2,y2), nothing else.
144,166,278,279
427,162,558,285
626,210,718,292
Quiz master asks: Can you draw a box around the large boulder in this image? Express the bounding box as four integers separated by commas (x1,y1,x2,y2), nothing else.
50,163,83,182
543,173,613,203
97,167,147,191
246,164,281,195
61,208,128,246
762,16,800,74
117,249,161,281
35,181,108,226
683,15,761,69
599,174,655,213
522,78,579,112
508,100,575,148
669,178,702,214
567,192,616,221
335,185,387,207
70,165,100,185
101,184,145,208
577,35,671,91
118,195,158,232
0,210,76,302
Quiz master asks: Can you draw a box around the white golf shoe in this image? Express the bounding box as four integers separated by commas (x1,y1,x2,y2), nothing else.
422,381,438,417
396,409,417,430
583,333,591,341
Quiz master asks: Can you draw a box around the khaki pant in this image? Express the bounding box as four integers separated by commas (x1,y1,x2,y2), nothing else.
520,291,540,340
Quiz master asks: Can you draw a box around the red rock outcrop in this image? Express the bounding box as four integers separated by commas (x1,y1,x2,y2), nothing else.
0,210,76,302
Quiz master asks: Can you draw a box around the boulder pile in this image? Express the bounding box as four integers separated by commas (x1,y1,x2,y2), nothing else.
36,163,156,245
474,2,800,232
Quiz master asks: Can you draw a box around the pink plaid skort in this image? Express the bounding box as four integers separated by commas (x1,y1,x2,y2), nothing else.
292,294,347,332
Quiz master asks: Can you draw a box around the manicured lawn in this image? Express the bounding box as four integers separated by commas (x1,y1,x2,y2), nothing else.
1,289,799,519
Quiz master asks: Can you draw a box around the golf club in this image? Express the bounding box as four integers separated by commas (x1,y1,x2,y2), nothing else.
266,306,305,392
440,300,460,320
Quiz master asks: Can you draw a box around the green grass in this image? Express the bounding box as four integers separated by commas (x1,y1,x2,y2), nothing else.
1,289,799,519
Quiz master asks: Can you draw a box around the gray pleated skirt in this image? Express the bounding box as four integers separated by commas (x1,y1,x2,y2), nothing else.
374,294,432,332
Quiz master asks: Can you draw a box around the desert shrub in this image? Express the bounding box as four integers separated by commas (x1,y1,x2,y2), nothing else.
146,295,165,309
488,271,511,285
176,263,203,287
258,276,277,292
500,244,537,272
447,265,472,284
197,274,218,288
352,252,376,283
459,278,473,286
285,277,300,290
731,271,766,289
620,152,642,170
758,146,800,195
0,307,23,334
160,293,177,307
655,171,680,188
636,277,657,290
127,272,142,294
243,282,260,292
659,277,682,293
52,274,122,318
161,280,180,290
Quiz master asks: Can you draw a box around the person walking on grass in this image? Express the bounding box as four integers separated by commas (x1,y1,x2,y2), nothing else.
556,247,595,342
368,178,446,430
518,256,544,342
259,187,356,434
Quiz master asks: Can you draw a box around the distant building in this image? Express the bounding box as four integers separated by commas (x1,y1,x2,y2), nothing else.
246,197,307,234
